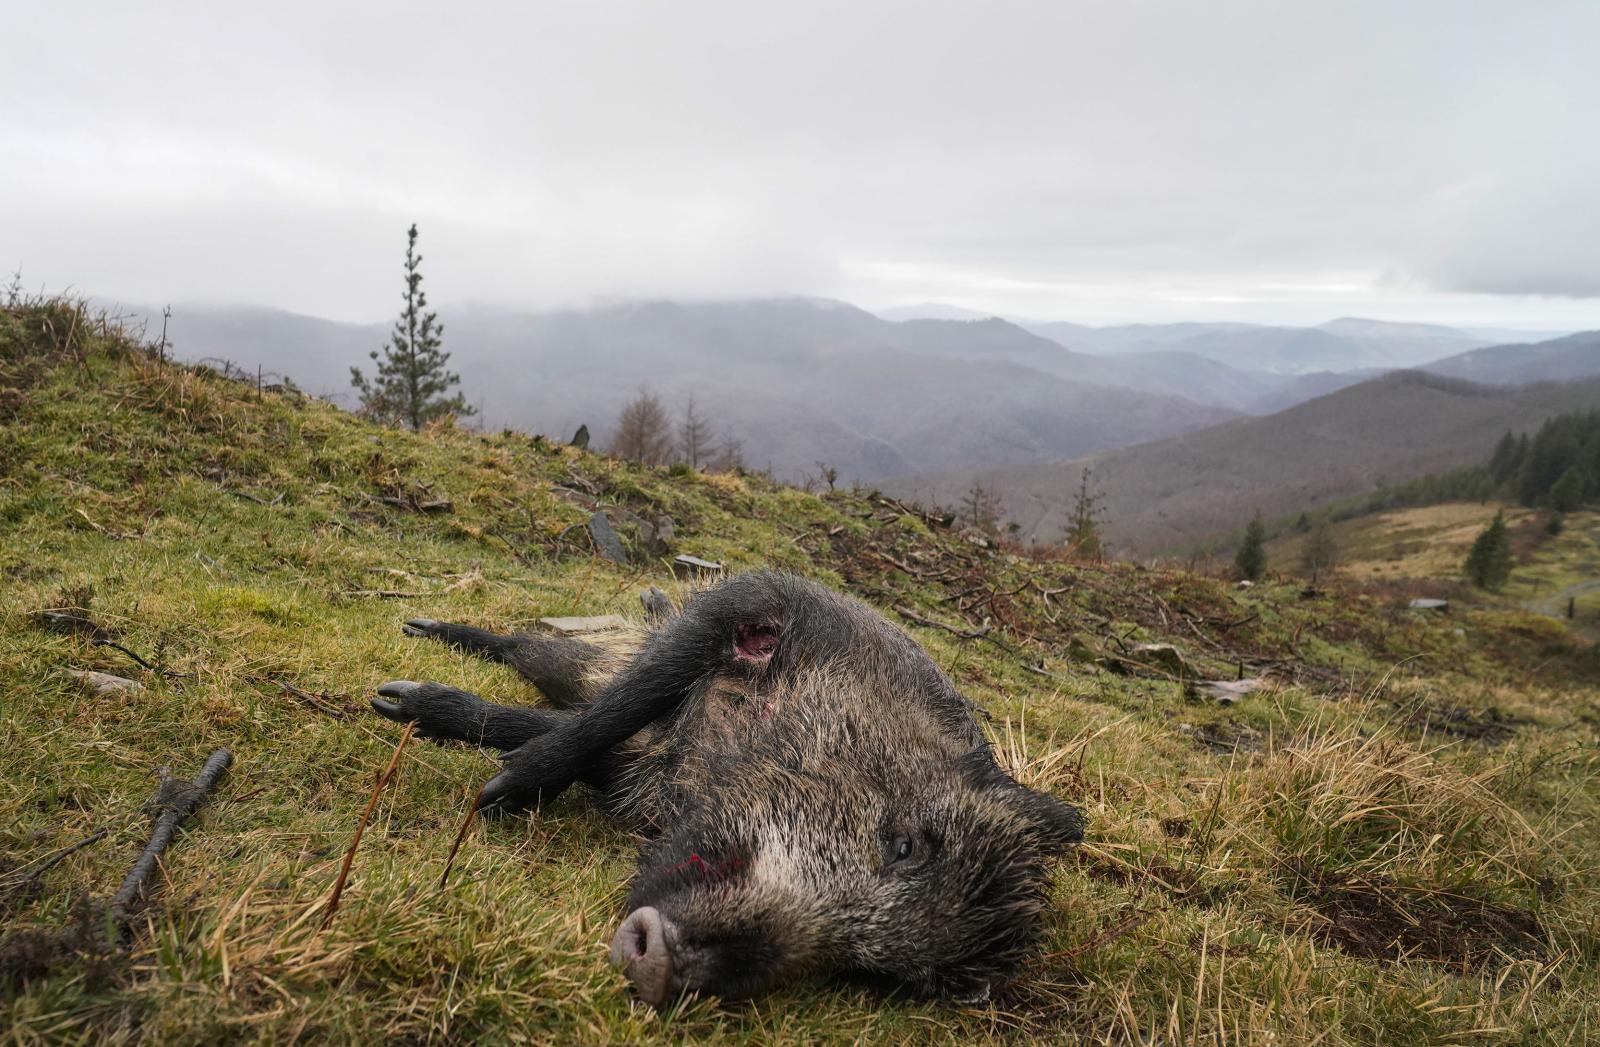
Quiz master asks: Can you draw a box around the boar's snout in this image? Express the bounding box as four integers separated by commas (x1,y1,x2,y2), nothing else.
610,906,676,1006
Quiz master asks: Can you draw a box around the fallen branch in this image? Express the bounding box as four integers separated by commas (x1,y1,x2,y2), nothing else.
268,677,349,720
894,604,991,640
111,749,233,926
323,723,413,928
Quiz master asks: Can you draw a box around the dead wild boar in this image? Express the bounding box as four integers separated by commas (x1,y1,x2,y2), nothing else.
370,571,1083,1005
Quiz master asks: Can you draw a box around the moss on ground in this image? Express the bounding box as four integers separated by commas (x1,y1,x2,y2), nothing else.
3,300,1599,1044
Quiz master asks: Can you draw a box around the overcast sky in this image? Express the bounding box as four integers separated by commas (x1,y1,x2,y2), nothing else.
4,1,1598,328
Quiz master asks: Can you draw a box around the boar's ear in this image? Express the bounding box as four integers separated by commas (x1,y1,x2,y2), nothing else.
958,749,1085,853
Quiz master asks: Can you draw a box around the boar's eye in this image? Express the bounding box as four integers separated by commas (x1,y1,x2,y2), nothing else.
885,831,932,872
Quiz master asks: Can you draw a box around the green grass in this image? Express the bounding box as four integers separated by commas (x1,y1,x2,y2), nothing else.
3,300,1600,1044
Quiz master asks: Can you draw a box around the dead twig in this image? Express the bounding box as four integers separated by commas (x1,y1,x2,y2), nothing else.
266,677,349,720
1044,907,1155,964
894,604,992,640
323,723,414,927
0,829,110,895
112,749,233,928
438,787,485,890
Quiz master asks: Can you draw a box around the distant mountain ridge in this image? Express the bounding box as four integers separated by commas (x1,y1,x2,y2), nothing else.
883,369,1600,557
1419,331,1600,386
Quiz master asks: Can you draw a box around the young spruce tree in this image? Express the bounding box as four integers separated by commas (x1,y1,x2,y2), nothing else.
1463,510,1514,590
1063,465,1106,560
1234,511,1268,582
351,224,473,430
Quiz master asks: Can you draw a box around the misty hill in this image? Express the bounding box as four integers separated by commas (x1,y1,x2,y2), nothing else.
1027,317,1494,374
133,298,1237,484
884,371,1600,557
1420,331,1600,385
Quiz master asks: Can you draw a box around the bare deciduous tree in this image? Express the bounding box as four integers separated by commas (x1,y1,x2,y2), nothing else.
609,387,673,465
712,428,745,473
679,394,713,469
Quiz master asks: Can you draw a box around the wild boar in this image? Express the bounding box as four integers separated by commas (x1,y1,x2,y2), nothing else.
371,571,1083,1005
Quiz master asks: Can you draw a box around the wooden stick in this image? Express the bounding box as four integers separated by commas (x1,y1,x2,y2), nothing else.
322,723,413,928
111,749,233,923
437,787,486,890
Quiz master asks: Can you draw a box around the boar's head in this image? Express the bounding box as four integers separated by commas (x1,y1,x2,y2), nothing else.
609,666,1084,1006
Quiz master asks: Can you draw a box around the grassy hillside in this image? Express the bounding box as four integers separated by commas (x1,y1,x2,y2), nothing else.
4,301,1600,1044
137,299,1237,485
889,370,1600,556
1269,503,1600,642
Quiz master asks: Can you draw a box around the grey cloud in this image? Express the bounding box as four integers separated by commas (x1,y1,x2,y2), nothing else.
2,1,1597,326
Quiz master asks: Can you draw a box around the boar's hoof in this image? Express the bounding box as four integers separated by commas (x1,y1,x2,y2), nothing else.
610,906,677,1007
401,618,441,638
371,679,422,720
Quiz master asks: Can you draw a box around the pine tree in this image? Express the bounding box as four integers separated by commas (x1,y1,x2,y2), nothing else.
1063,466,1105,560
1488,430,1520,484
1234,512,1267,581
1299,522,1339,585
1549,465,1586,512
960,481,1004,535
350,224,472,430
1463,511,1514,590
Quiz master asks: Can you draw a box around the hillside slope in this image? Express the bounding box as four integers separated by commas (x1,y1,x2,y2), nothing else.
129,299,1238,484
3,301,1598,1045
886,370,1600,555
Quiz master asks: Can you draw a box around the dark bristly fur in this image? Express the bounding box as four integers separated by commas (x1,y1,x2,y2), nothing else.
370,571,1083,1004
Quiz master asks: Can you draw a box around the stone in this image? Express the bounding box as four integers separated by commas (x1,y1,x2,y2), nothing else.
538,615,631,634
65,669,143,696
638,515,677,556
1409,598,1449,611
1131,643,1191,678
1190,677,1267,706
570,424,590,449
587,512,628,565
639,586,675,624
672,554,724,580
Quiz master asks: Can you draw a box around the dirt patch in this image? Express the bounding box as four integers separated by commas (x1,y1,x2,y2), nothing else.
1407,703,1527,743
1177,719,1265,754
1074,851,1235,909
1297,872,1544,966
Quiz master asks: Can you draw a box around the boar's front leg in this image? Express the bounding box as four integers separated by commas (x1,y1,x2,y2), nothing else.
372,681,573,750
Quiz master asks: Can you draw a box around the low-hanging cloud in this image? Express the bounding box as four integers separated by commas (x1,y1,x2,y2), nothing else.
1,0,1596,326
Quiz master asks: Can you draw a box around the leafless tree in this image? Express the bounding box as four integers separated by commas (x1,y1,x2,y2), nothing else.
610,387,673,465
679,394,713,469
712,428,745,473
